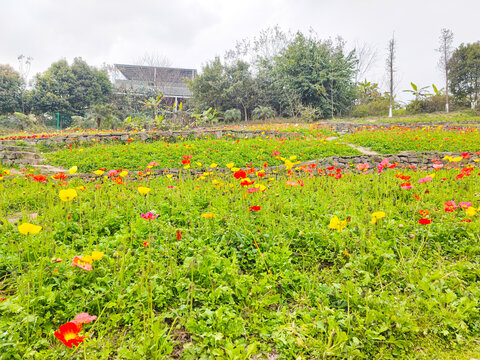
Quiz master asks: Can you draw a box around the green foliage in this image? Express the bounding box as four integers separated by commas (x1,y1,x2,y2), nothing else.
0,112,45,131
189,30,358,120
1,151,480,358
0,65,22,114
351,98,390,117
252,106,275,121
298,104,318,122
188,58,229,113
45,132,356,172
223,109,242,122
28,58,112,116
344,125,480,153
406,95,448,114
449,42,480,109
273,33,357,117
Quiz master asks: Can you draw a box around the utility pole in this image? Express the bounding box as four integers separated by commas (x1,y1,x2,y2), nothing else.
437,29,454,113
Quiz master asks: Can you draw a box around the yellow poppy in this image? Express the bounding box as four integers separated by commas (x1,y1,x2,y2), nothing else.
328,216,347,231
18,223,42,235
59,189,78,202
138,186,151,195
371,211,386,224
466,207,477,217
201,213,216,218
91,251,104,261
69,166,78,174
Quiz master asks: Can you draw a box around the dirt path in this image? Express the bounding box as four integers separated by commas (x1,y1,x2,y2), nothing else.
324,136,379,155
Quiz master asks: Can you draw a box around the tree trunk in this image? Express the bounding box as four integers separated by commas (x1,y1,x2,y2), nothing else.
445,46,449,113
243,105,248,121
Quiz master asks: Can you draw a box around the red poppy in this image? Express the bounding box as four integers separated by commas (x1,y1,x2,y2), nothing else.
249,206,261,212
240,180,254,186
112,177,123,185
234,170,247,179
33,175,47,183
54,322,85,348
181,159,191,164
414,194,421,201
52,172,68,180
176,229,182,241
418,219,432,225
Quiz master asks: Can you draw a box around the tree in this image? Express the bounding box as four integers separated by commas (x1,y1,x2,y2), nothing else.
449,42,480,109
354,43,377,84
28,58,112,115
386,35,396,117
225,61,257,121
187,57,230,112
17,55,33,113
0,65,23,114
273,33,357,117
437,29,454,112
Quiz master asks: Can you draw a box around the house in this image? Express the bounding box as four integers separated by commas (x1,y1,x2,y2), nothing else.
113,64,197,102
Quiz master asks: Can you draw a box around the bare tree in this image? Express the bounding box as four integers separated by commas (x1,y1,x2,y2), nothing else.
436,28,454,112
386,34,396,118
354,42,377,83
17,54,33,113
133,52,172,68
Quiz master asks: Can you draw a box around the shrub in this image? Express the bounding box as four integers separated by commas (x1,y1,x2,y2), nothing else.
224,109,242,122
252,106,275,121
298,104,318,122
351,98,390,117
70,116,96,129
406,95,447,114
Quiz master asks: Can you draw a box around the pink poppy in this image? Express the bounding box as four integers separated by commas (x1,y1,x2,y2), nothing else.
418,177,432,183
73,313,97,325
356,163,369,171
141,212,159,220
459,202,472,209
72,256,93,271
444,201,457,212
401,183,413,189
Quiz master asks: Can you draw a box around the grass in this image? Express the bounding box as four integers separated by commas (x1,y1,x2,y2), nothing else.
43,135,360,173
342,125,480,154
0,118,480,359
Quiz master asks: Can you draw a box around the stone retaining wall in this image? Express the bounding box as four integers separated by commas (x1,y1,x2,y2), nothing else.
1,122,478,145
0,129,301,146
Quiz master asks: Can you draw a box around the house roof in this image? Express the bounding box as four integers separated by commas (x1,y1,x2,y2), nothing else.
114,64,196,84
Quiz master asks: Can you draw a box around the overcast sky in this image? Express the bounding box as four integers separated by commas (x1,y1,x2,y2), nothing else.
1,0,479,102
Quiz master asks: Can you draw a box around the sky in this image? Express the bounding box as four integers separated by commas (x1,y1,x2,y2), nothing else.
1,0,479,102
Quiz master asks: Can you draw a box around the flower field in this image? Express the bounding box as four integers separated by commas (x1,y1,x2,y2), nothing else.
345,125,480,154
43,135,359,173
1,121,480,359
